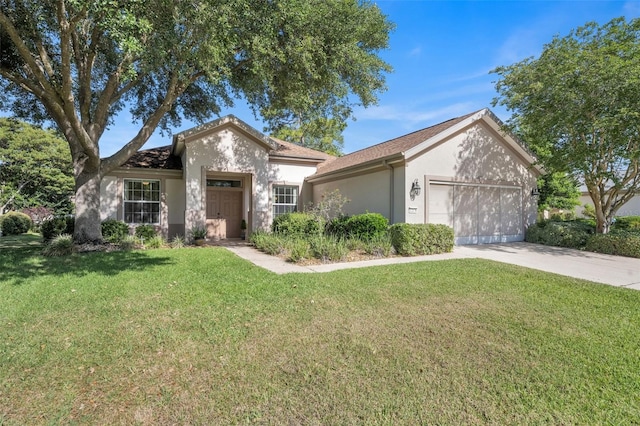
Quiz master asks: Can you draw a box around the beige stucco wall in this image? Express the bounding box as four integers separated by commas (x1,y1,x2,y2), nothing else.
405,123,538,228
183,127,271,233
311,168,394,219
166,178,186,237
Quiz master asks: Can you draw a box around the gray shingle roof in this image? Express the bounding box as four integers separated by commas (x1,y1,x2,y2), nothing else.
121,145,183,170
314,111,479,177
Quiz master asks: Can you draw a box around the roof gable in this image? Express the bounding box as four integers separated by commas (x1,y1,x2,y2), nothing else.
172,115,277,156
311,108,539,179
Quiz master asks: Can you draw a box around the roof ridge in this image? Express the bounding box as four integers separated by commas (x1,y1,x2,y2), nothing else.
340,110,480,158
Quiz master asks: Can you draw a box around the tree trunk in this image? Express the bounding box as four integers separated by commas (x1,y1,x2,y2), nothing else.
73,170,103,243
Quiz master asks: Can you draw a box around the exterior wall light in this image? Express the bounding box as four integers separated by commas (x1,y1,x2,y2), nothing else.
410,179,421,201
531,188,540,198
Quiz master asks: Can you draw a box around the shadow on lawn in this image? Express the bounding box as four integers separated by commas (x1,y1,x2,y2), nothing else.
0,237,174,285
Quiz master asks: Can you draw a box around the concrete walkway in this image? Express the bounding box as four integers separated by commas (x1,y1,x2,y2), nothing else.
223,241,640,290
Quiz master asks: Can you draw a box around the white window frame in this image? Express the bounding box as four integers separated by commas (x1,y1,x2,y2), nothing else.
272,185,299,217
123,179,161,224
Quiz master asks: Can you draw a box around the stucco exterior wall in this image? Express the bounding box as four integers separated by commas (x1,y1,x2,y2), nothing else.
166,178,186,237
405,123,538,227
312,169,392,218
183,127,271,232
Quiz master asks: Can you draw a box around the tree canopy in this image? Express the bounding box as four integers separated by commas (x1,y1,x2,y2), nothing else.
536,172,581,213
492,17,640,233
0,0,392,241
0,118,74,215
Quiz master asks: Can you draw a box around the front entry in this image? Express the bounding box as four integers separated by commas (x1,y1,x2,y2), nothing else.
206,189,243,239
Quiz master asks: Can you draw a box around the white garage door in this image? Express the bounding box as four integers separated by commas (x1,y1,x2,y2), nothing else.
428,182,523,245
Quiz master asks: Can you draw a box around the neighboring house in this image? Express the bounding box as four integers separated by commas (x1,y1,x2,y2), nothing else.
100,108,541,244
577,188,640,217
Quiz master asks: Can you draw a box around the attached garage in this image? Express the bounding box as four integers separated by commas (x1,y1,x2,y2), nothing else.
428,182,524,245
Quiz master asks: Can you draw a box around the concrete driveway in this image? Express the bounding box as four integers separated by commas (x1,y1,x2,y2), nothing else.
455,242,640,290
225,241,640,290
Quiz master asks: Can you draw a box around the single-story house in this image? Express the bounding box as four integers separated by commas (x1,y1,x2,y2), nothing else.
100,108,541,244
577,188,640,218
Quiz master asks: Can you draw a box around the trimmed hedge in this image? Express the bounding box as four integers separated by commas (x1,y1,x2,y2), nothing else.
0,211,33,235
586,233,640,258
272,212,324,237
612,216,640,233
101,219,130,242
40,216,74,241
389,223,454,256
525,220,594,249
134,224,157,240
327,212,389,241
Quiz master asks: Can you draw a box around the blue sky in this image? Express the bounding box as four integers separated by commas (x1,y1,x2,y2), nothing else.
100,0,640,157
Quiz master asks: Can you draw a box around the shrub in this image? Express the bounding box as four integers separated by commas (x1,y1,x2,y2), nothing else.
585,233,640,258
134,224,157,240
101,219,130,242
612,216,640,232
525,220,593,249
119,235,139,251
326,215,351,239
288,238,311,263
389,223,454,256
146,235,166,249
20,206,53,228
251,231,288,256
42,234,74,257
170,235,185,249
309,235,348,262
40,216,74,241
345,212,388,241
0,211,33,235
272,212,324,237
364,234,395,257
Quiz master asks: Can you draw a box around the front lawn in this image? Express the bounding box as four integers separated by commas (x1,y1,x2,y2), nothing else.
1,235,639,424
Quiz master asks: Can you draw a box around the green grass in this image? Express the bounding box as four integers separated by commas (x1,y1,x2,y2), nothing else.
1,234,639,424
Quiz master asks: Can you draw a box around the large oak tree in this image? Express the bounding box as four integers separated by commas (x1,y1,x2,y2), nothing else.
492,17,640,233
0,0,392,242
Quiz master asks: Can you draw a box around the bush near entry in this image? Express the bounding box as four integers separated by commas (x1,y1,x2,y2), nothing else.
41,216,74,241
0,211,33,235
327,212,389,242
389,223,454,256
102,219,130,242
272,212,324,238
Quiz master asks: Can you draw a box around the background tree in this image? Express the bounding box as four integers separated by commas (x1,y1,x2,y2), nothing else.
268,113,346,156
0,0,392,242
536,172,581,214
492,17,640,233
0,118,74,215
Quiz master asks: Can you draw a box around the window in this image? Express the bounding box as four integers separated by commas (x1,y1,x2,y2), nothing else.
273,185,298,217
207,179,242,188
124,179,160,224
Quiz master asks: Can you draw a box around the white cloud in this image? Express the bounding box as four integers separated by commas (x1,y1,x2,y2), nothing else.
408,45,422,57
355,102,477,127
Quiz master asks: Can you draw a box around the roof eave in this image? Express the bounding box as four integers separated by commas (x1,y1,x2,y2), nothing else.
306,153,405,183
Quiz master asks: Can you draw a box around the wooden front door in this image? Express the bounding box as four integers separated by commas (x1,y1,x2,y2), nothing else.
206,189,243,238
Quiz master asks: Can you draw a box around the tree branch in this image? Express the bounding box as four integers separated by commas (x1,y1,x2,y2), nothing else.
100,73,184,174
